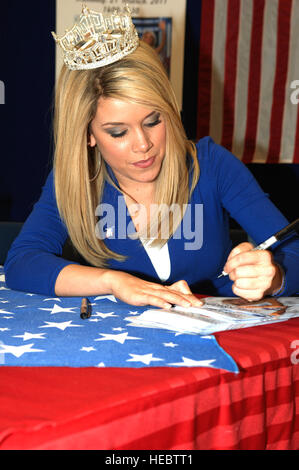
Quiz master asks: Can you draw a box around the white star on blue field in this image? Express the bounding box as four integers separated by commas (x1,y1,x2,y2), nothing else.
0,267,238,372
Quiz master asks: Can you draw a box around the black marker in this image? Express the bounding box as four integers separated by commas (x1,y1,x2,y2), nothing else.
80,297,91,319
218,218,299,278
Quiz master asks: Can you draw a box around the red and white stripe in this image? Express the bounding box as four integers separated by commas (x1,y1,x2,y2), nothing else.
197,0,299,163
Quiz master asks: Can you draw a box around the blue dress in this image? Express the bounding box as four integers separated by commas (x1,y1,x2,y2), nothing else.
4,137,299,297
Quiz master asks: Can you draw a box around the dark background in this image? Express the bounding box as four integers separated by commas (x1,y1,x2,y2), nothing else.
0,0,298,225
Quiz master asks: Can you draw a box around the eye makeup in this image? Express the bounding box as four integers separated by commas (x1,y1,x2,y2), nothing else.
103,111,162,139
145,112,162,128
107,129,127,139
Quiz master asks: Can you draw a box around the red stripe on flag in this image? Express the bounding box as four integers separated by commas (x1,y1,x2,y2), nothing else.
267,0,293,163
197,0,215,139
242,0,266,163
221,0,241,152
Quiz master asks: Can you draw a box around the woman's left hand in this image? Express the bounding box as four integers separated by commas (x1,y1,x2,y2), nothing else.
223,242,283,301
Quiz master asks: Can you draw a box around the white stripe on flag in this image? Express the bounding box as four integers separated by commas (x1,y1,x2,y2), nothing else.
232,0,254,160
252,0,279,163
209,0,228,145
279,0,299,163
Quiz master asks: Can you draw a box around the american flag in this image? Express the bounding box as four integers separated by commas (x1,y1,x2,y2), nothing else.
0,268,238,372
197,0,299,163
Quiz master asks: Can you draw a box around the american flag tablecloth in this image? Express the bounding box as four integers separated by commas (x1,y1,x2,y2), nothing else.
0,267,238,372
2,266,299,450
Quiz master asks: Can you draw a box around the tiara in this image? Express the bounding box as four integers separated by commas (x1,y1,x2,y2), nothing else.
52,4,139,70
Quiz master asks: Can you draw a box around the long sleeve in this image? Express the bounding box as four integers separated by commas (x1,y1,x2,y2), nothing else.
199,137,299,296
4,171,78,296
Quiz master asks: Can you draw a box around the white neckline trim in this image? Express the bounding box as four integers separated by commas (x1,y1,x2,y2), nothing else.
140,239,171,282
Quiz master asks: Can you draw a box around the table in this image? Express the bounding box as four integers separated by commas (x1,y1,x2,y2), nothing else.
1,268,299,450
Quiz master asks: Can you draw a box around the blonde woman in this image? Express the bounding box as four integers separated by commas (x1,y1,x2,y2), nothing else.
4,7,299,306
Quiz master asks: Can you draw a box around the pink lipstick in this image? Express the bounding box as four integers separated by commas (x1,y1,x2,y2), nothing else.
132,156,155,168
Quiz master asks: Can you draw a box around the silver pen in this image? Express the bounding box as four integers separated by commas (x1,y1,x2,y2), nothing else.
218,218,299,278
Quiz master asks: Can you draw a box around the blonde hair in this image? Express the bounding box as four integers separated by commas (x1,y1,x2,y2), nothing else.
54,41,199,267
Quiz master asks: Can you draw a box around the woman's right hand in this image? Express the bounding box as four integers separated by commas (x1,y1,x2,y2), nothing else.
103,270,203,309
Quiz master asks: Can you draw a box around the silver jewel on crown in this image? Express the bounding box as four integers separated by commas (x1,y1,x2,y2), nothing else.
52,4,139,70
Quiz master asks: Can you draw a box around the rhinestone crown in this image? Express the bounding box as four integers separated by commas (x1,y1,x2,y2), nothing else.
52,4,139,70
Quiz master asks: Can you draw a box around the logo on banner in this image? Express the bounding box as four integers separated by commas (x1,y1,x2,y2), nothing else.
0,81,4,105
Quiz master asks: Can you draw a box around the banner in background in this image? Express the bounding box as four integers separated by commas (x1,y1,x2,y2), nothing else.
197,0,299,163
56,0,187,109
